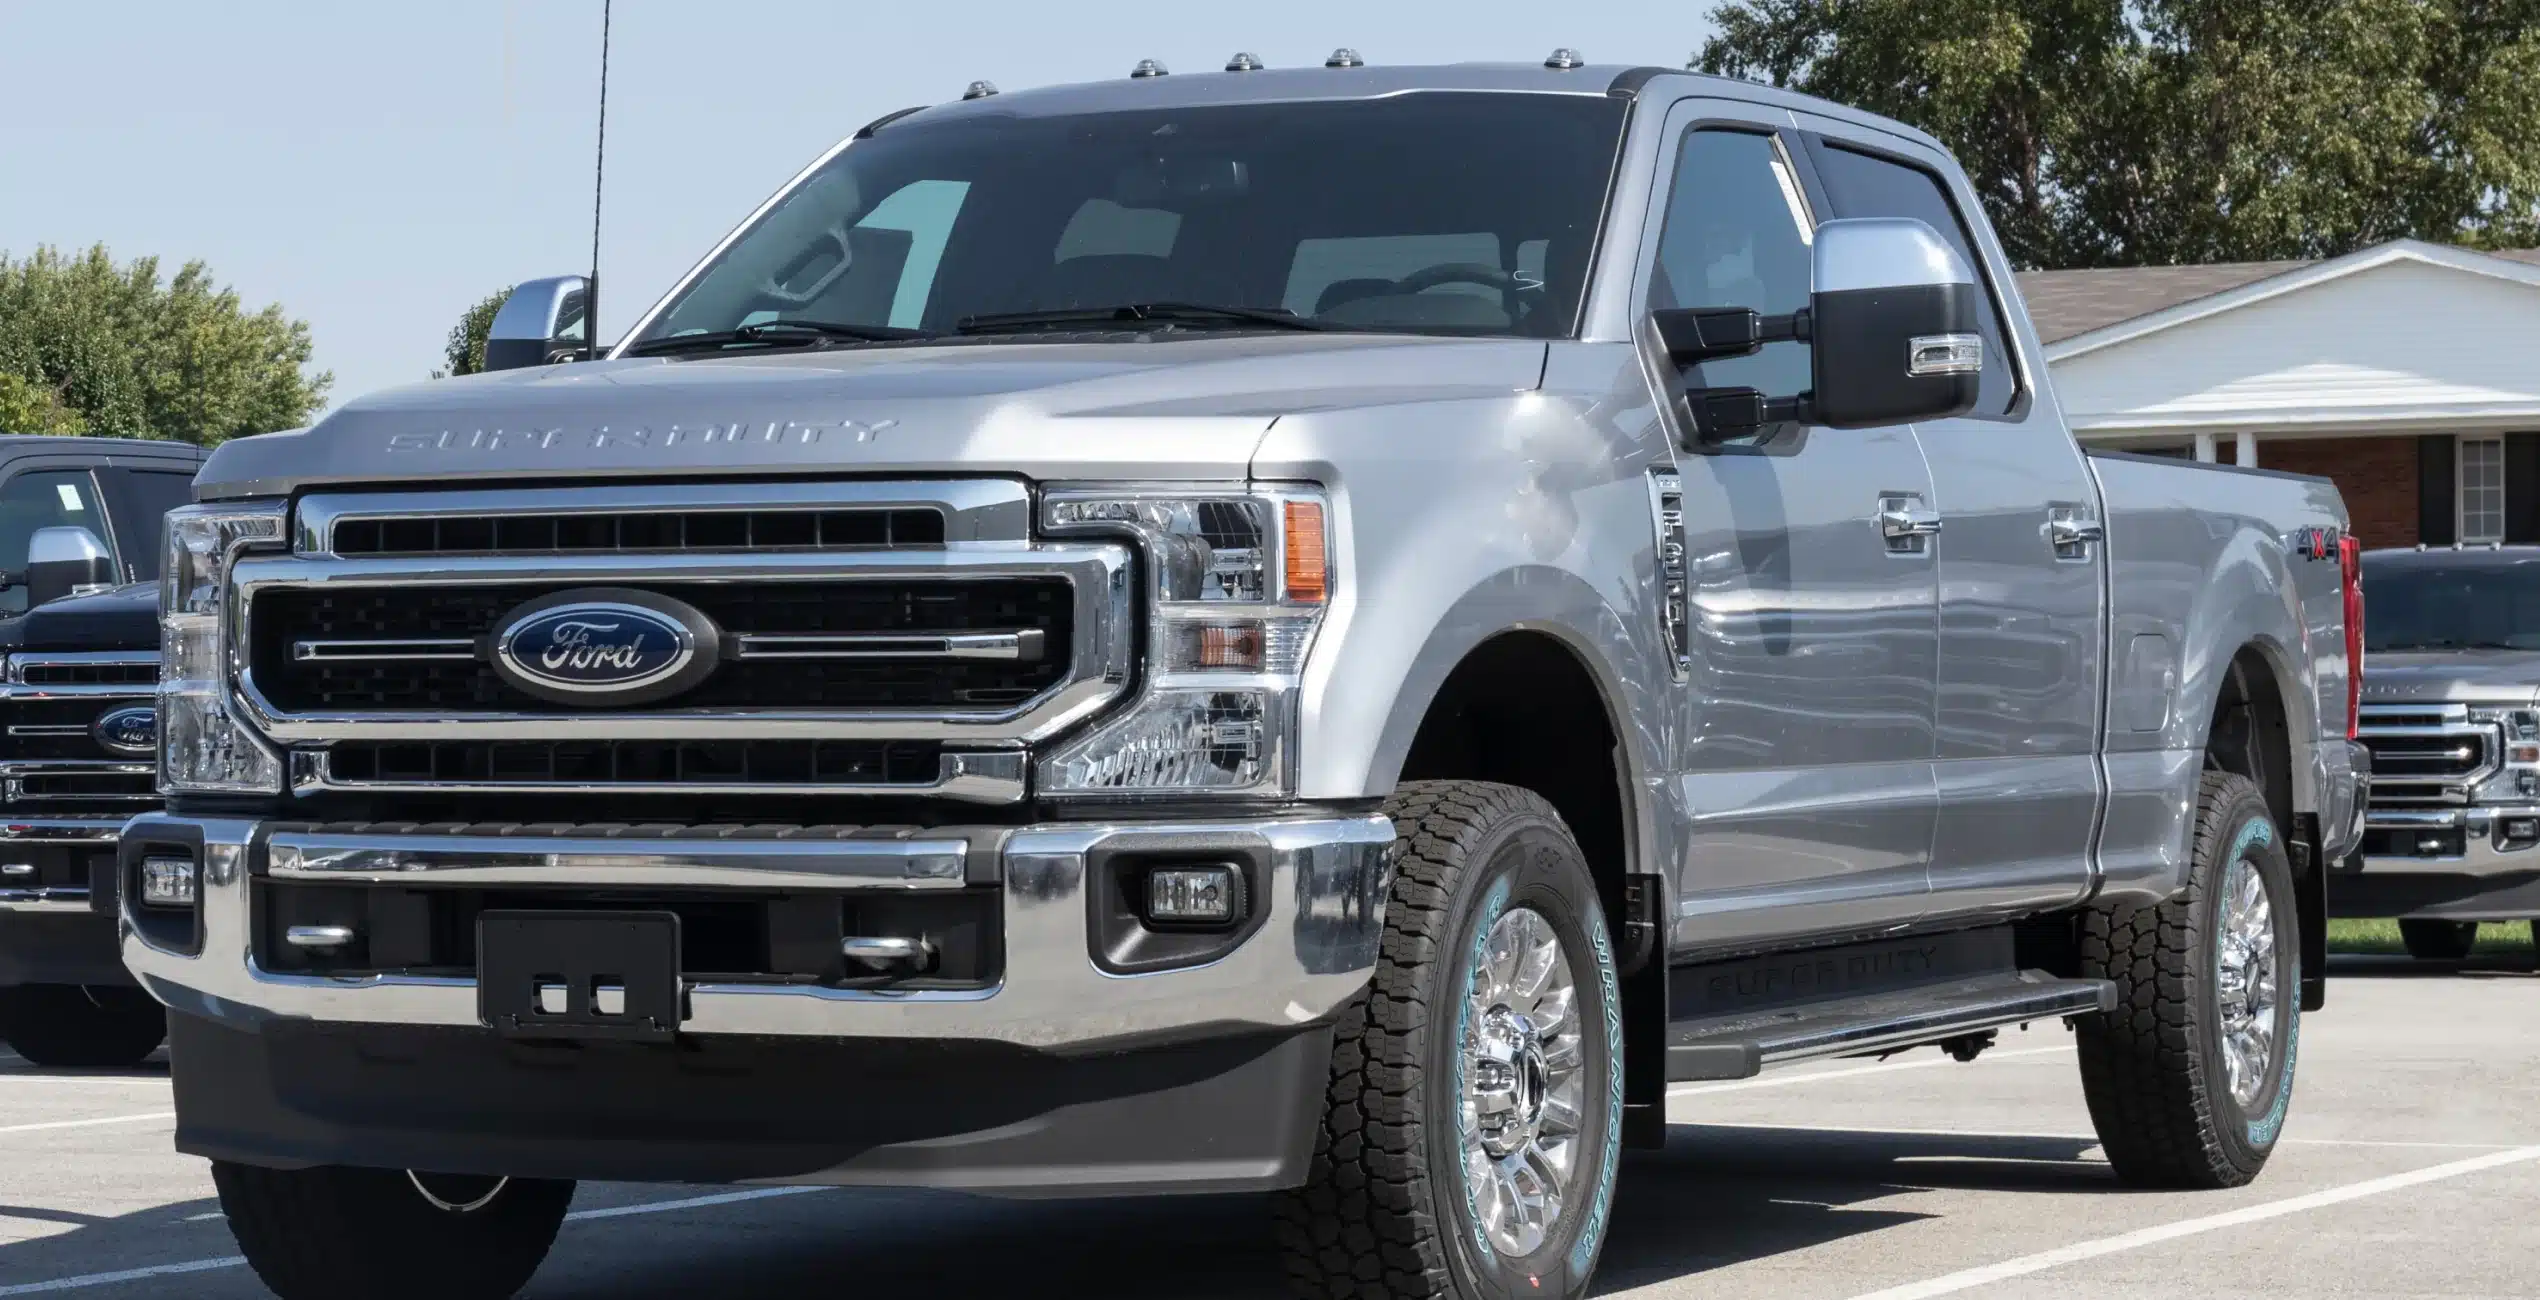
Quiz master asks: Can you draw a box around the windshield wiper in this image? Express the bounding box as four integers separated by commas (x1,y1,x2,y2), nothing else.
624,319,935,356
955,302,1337,335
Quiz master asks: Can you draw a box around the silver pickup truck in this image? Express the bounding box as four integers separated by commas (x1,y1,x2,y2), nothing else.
119,59,2367,1300
0,435,201,1067
2343,544,2540,959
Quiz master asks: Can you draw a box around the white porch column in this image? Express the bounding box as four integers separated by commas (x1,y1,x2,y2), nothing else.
2234,431,2257,467
2193,432,2218,463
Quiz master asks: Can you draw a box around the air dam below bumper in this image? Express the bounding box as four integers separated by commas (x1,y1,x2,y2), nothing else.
0,815,133,988
121,813,1391,1194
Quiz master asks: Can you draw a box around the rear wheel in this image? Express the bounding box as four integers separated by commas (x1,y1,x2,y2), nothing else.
2398,919,2480,962
2078,771,2299,1188
0,984,166,1068
1277,781,1625,1300
213,1162,573,1300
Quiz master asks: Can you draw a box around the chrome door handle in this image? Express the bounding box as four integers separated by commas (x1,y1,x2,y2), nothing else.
1879,504,1943,538
2049,517,2105,546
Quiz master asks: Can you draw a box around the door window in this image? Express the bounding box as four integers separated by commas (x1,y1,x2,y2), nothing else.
114,468,200,580
0,469,110,617
1808,141,2018,415
1649,129,1818,410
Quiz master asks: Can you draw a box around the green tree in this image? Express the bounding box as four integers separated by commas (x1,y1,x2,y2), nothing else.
436,286,513,378
0,244,330,444
1697,0,2540,268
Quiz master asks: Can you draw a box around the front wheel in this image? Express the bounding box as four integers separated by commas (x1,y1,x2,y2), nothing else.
0,985,166,1068
2078,771,2299,1188
213,1162,574,1300
1278,781,1625,1300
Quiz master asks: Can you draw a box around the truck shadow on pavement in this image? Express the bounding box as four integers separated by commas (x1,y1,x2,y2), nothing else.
0,1122,2120,1299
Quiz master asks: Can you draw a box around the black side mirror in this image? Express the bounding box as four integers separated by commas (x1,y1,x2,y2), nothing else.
483,275,591,371
1650,217,1983,444
24,525,114,608
1805,218,1982,428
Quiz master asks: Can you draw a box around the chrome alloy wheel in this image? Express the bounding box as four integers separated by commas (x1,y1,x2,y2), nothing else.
2215,854,2280,1110
1459,905,1587,1258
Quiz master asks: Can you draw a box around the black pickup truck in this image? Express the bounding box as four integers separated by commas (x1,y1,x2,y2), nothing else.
0,435,203,1066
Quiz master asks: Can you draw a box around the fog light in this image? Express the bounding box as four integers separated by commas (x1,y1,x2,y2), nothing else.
139,856,197,907
2520,771,2539,797
1147,865,1244,925
2505,818,2540,842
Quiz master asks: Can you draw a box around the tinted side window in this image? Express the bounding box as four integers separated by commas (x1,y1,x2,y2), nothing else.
1808,141,2016,415
116,469,200,581
1650,129,1817,405
0,469,111,617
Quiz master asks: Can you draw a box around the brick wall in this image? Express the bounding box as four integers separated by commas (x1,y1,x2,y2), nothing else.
2260,436,2421,548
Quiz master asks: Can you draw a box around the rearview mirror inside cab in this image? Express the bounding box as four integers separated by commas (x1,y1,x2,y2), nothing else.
1651,217,1983,446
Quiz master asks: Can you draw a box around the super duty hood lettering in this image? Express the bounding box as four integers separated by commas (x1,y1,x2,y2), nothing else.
385,418,901,455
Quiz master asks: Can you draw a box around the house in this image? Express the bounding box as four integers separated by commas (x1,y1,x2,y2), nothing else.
2017,242,2540,548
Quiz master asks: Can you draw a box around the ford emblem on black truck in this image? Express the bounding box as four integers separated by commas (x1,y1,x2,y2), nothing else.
488,588,720,706
91,704,159,757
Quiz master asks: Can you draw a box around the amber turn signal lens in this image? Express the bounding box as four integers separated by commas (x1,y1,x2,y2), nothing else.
1283,500,1328,603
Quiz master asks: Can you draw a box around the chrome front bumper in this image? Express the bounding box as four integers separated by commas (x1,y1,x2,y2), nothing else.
2357,805,2540,879
119,813,1394,1051
0,816,125,914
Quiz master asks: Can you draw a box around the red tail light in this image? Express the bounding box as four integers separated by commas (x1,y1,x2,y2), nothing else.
2339,535,2364,740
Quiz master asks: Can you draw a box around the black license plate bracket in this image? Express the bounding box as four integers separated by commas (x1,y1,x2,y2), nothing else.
477,910,683,1041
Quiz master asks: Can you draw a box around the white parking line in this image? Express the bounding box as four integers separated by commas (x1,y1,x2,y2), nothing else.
0,1185,827,1296
1683,1119,2530,1151
1667,1044,2075,1097
0,1113,172,1137
1841,1144,2540,1300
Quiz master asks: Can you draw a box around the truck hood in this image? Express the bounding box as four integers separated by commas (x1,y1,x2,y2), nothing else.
1,582,159,654
2361,651,2540,705
194,335,1549,498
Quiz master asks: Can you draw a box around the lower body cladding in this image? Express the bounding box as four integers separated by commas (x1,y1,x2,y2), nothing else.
0,817,133,988
117,812,1392,1197
2334,803,2540,919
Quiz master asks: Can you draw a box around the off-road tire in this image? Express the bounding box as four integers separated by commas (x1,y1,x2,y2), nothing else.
2078,771,2300,1189
213,1162,574,1300
1277,780,1625,1300
0,984,166,1068
2398,919,2479,962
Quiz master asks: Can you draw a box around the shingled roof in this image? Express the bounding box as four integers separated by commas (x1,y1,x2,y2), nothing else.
2014,247,2540,345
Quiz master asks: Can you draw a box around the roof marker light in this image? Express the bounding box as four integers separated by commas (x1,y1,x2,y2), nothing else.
1545,48,1584,69
1226,52,1264,72
962,80,998,100
1130,58,1169,78
1325,48,1363,68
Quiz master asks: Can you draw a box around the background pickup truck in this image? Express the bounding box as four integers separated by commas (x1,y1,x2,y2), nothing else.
0,434,199,1067
2342,543,2540,959
121,60,2367,1300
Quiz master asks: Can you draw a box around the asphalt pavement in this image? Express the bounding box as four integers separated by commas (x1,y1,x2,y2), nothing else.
1,956,2533,1299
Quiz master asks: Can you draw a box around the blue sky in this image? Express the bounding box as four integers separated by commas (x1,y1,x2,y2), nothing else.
0,3,1722,414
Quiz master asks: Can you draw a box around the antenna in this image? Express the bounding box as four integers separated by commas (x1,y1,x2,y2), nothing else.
588,0,612,359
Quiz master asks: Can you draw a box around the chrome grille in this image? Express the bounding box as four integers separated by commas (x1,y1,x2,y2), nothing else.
235,482,1135,806
2357,703,2498,805
1,654,160,808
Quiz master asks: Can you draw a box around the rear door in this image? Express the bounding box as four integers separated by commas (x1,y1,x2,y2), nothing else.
1796,124,2106,921
1640,100,1941,949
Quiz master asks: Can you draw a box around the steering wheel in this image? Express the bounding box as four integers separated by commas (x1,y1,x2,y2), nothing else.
1390,262,1525,296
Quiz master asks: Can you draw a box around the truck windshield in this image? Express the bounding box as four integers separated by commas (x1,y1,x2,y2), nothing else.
629,93,1627,347
2362,558,2540,651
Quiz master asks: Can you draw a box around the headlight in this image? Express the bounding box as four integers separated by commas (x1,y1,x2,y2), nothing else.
1039,486,1330,797
159,502,287,794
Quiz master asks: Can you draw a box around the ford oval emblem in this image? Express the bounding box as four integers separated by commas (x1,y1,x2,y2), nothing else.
489,588,721,707
93,704,157,757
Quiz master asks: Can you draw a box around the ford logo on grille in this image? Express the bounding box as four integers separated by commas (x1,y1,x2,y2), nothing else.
489,588,721,707
93,704,157,757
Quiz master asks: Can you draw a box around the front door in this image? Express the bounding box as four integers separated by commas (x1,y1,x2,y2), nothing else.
1643,105,1941,951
